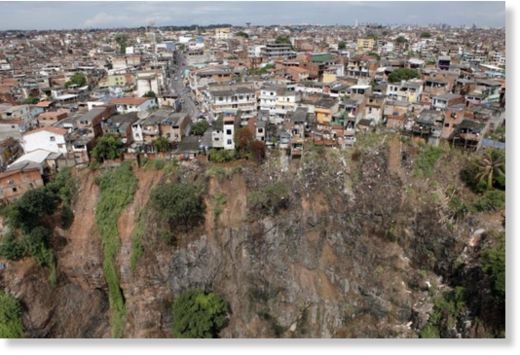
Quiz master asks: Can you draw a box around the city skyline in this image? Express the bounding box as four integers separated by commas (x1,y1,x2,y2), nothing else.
0,1,506,31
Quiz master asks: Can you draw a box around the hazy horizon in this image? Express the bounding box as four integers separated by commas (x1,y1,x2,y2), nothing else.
0,1,506,31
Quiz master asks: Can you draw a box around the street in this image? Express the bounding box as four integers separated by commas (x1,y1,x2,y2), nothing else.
169,50,208,121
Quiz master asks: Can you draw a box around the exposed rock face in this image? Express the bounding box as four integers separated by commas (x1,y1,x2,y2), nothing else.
0,142,504,338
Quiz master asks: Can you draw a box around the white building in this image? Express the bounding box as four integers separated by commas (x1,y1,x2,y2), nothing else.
259,84,296,124
207,84,257,120
21,127,68,154
223,115,236,150
136,72,161,97
110,97,157,114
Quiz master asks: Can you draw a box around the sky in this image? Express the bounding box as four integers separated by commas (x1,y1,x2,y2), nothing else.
0,1,506,30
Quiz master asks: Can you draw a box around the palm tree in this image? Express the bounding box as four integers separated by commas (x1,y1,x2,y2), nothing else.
474,149,505,190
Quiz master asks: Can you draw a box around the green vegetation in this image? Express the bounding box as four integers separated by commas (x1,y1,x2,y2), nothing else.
395,35,407,44
150,182,205,231
248,64,275,75
482,233,505,298
338,41,346,50
65,72,87,88
21,96,40,105
0,291,24,338
115,34,128,54
236,31,249,38
171,289,229,338
130,209,146,273
0,168,76,282
208,149,237,163
473,189,505,212
3,188,59,233
420,31,432,38
248,181,290,216
472,149,505,191
143,90,156,98
367,51,381,60
191,120,210,136
486,126,505,143
92,134,123,163
95,163,138,337
388,68,419,83
419,287,467,338
275,35,291,45
213,192,227,223
414,145,444,177
152,136,170,153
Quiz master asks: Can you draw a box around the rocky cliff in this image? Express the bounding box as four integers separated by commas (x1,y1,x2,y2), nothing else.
0,134,505,338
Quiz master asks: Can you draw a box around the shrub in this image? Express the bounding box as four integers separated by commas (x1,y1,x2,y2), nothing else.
474,189,505,212
388,68,419,83
150,182,205,231
248,182,290,216
419,287,467,338
0,291,24,338
0,232,26,261
152,137,170,153
4,187,59,233
481,233,505,298
21,227,50,262
208,149,236,163
191,120,210,136
414,145,443,177
60,204,74,228
46,168,77,205
171,289,229,338
95,163,138,337
65,72,87,88
91,134,123,163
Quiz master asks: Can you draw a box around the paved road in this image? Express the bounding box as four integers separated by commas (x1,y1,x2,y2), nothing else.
170,51,201,120
169,51,215,122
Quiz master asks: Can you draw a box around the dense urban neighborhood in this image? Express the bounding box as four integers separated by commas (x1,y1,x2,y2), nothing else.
0,20,506,339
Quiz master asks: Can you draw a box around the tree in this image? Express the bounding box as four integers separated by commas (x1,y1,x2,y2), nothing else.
5,187,59,233
250,140,266,163
191,120,210,136
65,72,87,88
115,34,128,55
0,291,24,338
171,289,229,338
234,127,254,154
236,31,249,38
482,233,505,298
152,136,170,153
21,96,39,105
338,41,346,50
420,31,432,38
248,182,290,216
143,91,156,98
473,149,505,190
150,182,204,230
275,35,291,45
395,36,407,45
91,134,123,163
388,68,419,83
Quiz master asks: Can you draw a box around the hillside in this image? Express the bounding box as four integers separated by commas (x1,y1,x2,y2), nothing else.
0,133,505,338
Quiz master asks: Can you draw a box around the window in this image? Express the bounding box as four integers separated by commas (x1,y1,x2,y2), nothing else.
50,136,56,141
214,137,219,141
227,139,232,145
12,187,17,192
226,129,232,135
258,128,263,133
